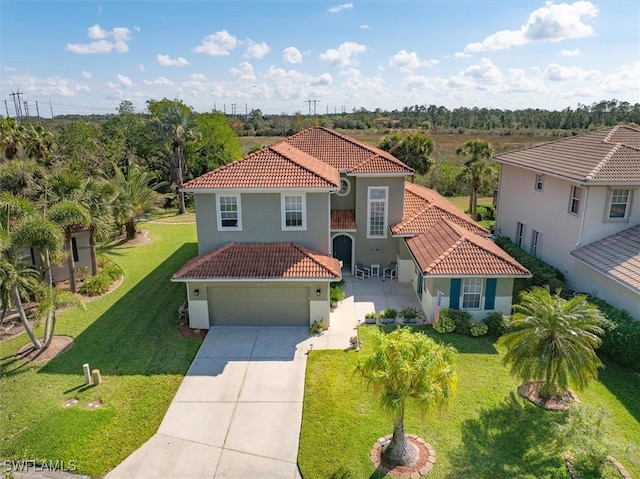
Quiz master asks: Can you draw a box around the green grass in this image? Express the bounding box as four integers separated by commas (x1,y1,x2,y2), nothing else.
299,326,640,479
445,196,494,212
0,222,202,477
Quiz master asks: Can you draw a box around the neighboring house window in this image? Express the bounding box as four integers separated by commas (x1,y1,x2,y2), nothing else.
337,177,351,197
462,278,483,309
569,186,583,215
281,193,306,230
367,186,388,238
216,194,242,230
535,174,544,191
607,189,631,220
531,230,541,257
516,222,525,247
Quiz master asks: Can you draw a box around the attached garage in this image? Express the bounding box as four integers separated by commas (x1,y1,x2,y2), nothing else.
207,284,310,326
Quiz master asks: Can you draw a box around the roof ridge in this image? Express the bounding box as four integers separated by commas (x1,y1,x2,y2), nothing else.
586,143,621,182
602,125,640,152
292,242,341,277
269,142,340,187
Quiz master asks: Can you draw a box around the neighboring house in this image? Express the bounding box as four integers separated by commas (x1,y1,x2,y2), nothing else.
494,125,640,319
173,127,530,328
29,226,92,284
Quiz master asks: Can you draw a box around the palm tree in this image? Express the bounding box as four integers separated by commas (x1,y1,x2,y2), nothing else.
0,118,24,160
378,133,434,181
455,139,495,218
500,287,605,399
154,106,198,214
356,328,458,467
23,124,55,164
111,165,168,240
80,177,115,275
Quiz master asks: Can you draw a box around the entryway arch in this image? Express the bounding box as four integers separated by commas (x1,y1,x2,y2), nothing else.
332,234,355,273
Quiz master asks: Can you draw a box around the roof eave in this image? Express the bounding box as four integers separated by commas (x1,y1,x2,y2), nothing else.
171,276,341,282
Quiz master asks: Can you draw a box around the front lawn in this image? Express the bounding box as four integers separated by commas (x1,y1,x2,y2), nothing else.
299,326,640,479
0,222,201,478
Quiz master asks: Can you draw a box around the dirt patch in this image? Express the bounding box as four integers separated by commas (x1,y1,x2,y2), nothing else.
519,381,578,411
370,434,436,478
178,324,207,339
16,336,74,362
110,228,152,247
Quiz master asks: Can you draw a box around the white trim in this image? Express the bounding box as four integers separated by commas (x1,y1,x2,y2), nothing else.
349,172,412,177
535,174,544,191
367,186,388,239
462,278,483,310
281,193,307,231
171,277,338,283
216,194,242,231
605,188,632,222
336,177,351,197
331,233,356,275
569,185,583,216
183,187,337,194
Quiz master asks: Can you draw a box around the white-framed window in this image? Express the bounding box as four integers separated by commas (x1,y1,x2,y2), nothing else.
607,189,631,220
281,193,306,230
216,194,242,230
337,177,351,197
462,278,482,309
535,174,544,191
367,186,388,238
569,186,583,215
531,229,541,257
516,221,525,247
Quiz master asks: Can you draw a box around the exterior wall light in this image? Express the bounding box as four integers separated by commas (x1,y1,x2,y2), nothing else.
316,289,321,296
194,289,200,296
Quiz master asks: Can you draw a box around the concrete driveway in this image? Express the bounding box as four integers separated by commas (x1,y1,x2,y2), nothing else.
105,326,309,479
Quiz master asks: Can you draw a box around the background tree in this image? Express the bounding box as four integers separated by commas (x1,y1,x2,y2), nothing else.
500,287,605,399
0,118,25,160
455,139,495,218
378,133,435,181
356,328,458,467
188,112,242,178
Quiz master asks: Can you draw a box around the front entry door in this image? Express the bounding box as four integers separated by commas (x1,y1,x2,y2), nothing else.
332,235,352,268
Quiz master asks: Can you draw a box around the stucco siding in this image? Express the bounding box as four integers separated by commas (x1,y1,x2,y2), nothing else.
581,186,640,245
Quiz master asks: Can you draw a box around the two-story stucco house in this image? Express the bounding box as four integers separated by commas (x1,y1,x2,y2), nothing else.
494,125,640,319
173,127,530,329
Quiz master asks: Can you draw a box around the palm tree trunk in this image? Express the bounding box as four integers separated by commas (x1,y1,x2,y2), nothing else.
11,284,42,350
381,399,417,467
125,220,137,240
66,232,77,294
89,225,98,276
42,308,55,349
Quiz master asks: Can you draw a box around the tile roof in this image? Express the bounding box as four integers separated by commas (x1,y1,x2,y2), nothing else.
283,127,414,174
172,242,342,281
392,182,489,236
571,224,640,293
406,219,531,277
493,125,640,184
182,144,340,190
331,209,356,230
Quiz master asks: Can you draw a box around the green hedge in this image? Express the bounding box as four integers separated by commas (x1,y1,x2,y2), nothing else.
494,236,565,293
589,297,640,372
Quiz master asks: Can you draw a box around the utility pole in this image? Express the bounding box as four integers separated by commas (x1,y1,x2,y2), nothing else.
35,101,41,123
9,91,23,123
305,99,320,115
4,100,10,118
23,101,29,118
49,99,54,118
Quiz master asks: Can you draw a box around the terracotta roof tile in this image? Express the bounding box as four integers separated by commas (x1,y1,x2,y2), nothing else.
406,219,531,277
392,182,489,236
331,209,356,230
571,225,640,293
172,242,342,280
183,145,340,190
494,125,640,184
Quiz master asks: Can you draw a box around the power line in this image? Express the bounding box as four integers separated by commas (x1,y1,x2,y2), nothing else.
305,99,320,115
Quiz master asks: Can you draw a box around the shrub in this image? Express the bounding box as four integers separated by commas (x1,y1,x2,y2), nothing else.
330,285,345,305
380,308,398,324
494,237,565,292
449,309,474,335
483,312,512,336
431,310,456,333
400,307,418,320
78,259,123,297
470,323,488,337
590,297,640,371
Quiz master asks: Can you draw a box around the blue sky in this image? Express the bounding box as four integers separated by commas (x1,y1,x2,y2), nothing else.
1,1,639,116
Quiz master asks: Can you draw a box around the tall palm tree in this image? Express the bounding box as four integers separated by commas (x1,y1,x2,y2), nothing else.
111,165,168,240
79,177,115,275
23,124,55,164
154,106,198,214
356,328,458,467
378,133,434,181
500,287,605,399
455,139,495,218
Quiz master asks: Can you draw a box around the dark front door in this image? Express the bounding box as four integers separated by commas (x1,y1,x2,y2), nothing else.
333,235,352,268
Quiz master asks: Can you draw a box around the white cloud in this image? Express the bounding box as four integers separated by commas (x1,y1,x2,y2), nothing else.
544,63,600,81
138,64,145,72
329,3,353,13
464,1,598,53
193,30,237,56
3,65,16,72
81,70,92,79
244,39,271,59
230,61,256,82
66,24,133,54
4,74,90,97
283,47,303,64
143,77,174,86
598,62,639,93
117,74,133,87
454,51,472,58
156,54,189,66
447,58,506,92
360,25,369,30
560,49,581,56
389,50,437,72
312,73,333,86
320,42,367,67
402,75,438,92
189,73,207,81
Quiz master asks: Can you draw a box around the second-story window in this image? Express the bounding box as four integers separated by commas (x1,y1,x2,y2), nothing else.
608,189,631,220
282,193,306,230
367,186,388,238
535,174,544,191
217,194,242,230
569,186,583,215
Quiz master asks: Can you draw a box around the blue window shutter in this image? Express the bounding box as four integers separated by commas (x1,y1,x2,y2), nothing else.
485,278,497,310
71,237,79,263
450,279,461,309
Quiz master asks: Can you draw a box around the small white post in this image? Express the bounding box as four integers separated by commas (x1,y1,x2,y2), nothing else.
83,363,92,385
91,369,102,386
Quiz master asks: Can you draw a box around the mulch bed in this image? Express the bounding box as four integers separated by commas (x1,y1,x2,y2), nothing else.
178,324,207,339
519,381,578,410
16,336,74,362
370,434,436,478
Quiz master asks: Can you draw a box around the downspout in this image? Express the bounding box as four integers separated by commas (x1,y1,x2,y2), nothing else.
575,186,589,247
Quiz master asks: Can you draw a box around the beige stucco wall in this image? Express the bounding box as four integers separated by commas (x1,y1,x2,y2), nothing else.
45,231,92,284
